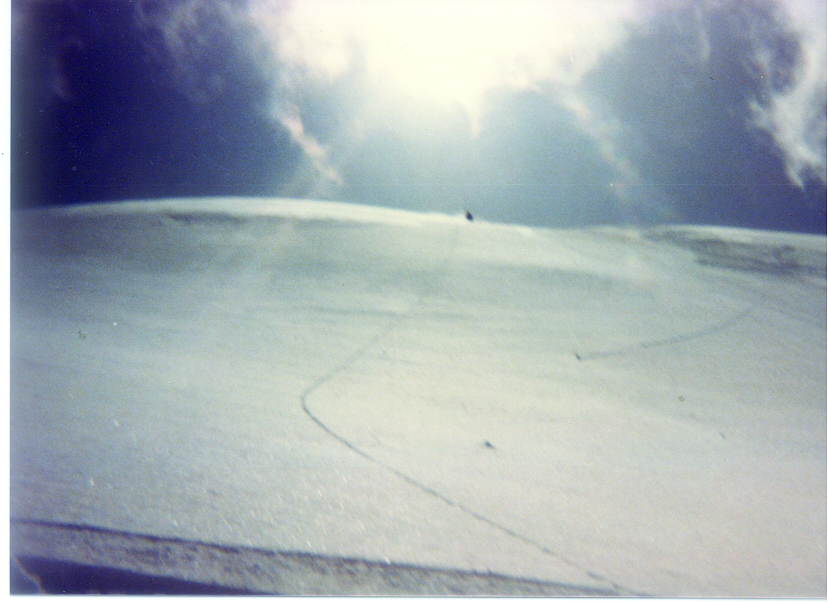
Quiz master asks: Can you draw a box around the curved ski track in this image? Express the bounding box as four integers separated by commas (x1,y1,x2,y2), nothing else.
299,224,752,596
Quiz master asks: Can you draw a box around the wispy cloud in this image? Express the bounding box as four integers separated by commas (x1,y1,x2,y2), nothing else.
139,0,346,191
136,0,248,103
748,0,826,187
274,103,344,187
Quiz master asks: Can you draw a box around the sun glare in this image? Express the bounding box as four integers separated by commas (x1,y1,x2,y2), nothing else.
264,0,640,126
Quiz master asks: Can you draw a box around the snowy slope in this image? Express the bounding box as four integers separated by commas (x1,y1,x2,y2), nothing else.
10,198,826,595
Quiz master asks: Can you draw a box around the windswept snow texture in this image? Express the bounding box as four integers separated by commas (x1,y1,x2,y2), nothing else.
10,199,826,596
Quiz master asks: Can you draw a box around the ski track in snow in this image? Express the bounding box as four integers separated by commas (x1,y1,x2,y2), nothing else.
294,216,819,594
10,203,822,594
573,308,752,361
298,321,642,594
297,222,750,595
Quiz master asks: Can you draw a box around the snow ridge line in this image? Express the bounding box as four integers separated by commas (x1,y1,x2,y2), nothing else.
298,224,643,596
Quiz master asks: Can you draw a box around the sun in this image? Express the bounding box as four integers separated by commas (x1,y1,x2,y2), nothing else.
354,2,507,114
266,0,639,127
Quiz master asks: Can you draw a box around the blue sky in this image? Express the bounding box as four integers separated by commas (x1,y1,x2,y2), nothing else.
11,0,827,232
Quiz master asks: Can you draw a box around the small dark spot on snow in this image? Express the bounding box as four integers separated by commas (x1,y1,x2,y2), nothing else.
78,329,86,340
574,352,581,361
483,440,495,449
678,395,685,402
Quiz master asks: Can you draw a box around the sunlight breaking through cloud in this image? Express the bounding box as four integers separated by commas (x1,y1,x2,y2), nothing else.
249,0,644,131
22,0,822,229
241,0,825,197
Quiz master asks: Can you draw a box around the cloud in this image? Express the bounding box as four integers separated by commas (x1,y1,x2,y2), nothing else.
243,0,824,200
237,0,656,199
21,0,821,229
246,0,645,132
135,0,252,103
136,0,346,194
274,102,344,188
153,0,819,213
747,0,827,187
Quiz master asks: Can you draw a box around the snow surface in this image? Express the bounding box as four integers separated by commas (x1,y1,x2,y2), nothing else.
10,198,826,595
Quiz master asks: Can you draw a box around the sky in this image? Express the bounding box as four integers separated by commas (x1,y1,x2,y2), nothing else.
10,0,827,232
